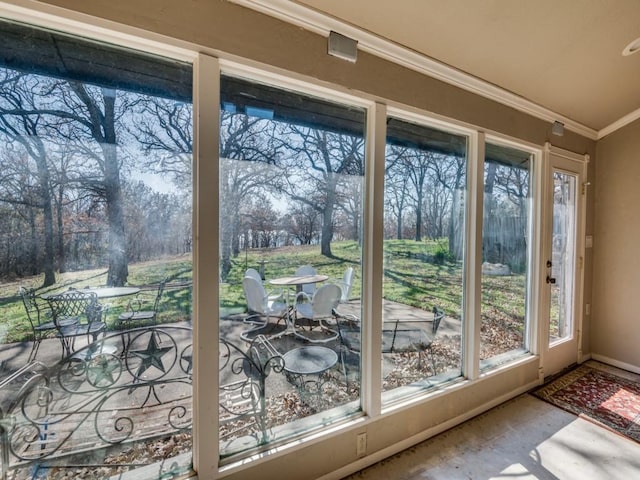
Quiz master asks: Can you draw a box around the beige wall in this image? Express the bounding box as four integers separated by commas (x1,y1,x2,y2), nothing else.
593,118,640,368
10,0,602,478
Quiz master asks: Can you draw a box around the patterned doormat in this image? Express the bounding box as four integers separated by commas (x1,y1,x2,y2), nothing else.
533,365,640,443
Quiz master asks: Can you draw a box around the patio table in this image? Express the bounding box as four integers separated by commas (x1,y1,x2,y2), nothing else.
80,286,140,298
267,274,328,340
282,345,338,406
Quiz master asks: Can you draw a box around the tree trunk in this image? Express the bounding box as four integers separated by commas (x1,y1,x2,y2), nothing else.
415,197,423,242
231,215,240,257
28,207,38,276
56,186,66,273
483,162,498,262
320,173,337,256
104,142,128,286
101,93,128,286
33,144,56,286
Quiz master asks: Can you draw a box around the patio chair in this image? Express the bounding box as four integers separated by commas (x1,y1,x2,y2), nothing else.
337,266,354,303
241,276,288,341
293,283,341,343
18,287,77,361
117,280,166,328
46,289,108,358
245,268,283,302
293,264,318,303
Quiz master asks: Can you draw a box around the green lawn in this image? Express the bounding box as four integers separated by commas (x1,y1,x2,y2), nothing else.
0,239,527,345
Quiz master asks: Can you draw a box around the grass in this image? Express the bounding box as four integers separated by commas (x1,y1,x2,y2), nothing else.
0,254,193,344
0,239,528,345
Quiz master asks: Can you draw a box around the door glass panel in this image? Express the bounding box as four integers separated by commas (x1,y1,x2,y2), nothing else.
549,171,577,343
0,20,193,478
218,75,365,460
480,143,532,370
381,117,467,404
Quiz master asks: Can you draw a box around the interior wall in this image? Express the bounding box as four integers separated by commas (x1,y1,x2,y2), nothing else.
3,0,600,477
592,118,640,369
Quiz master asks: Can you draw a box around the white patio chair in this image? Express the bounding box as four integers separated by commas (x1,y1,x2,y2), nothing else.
293,283,340,343
245,268,283,302
293,264,318,304
338,266,354,303
241,276,288,341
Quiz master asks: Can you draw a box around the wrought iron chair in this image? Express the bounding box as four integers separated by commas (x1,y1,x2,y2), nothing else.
46,289,107,358
18,287,76,361
241,276,288,341
336,306,445,386
293,283,341,343
117,280,166,328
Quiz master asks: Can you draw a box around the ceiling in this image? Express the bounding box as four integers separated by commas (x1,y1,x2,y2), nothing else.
259,0,640,137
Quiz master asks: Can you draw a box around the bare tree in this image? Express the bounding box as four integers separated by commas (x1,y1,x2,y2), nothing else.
281,127,364,257
384,151,412,239
385,145,433,242
132,97,192,190
286,202,321,245
0,72,56,285
219,113,284,279
59,82,130,286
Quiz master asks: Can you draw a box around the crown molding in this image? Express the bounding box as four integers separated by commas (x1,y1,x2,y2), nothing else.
230,0,598,140
598,106,640,139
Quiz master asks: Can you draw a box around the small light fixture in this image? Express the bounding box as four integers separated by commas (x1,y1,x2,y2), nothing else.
623,36,640,56
552,121,564,136
328,31,358,62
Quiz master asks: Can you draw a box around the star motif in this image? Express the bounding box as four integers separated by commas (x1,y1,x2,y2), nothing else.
180,346,193,375
129,333,173,378
86,354,121,387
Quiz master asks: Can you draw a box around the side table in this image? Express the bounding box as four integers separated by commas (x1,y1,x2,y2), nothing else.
282,346,338,407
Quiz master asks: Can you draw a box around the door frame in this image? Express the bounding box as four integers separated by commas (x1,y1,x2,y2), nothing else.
539,143,589,378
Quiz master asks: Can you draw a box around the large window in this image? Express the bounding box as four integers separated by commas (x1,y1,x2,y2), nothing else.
218,74,365,459
381,116,467,402
0,20,193,478
480,143,533,369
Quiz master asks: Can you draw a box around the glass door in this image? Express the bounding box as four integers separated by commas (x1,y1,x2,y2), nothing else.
543,151,585,376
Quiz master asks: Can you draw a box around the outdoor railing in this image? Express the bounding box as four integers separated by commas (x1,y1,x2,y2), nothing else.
0,326,193,479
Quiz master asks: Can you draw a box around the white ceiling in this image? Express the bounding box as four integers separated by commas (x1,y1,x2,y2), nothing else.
244,0,640,137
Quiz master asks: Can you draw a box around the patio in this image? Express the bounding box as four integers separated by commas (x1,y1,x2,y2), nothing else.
0,294,464,477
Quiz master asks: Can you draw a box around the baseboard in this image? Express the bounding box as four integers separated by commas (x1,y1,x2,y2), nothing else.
579,352,592,363
591,354,640,375
319,379,540,480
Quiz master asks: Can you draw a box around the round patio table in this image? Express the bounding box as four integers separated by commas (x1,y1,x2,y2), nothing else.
282,345,338,376
282,346,338,405
267,275,329,340
40,286,140,299
268,274,328,290
80,286,140,298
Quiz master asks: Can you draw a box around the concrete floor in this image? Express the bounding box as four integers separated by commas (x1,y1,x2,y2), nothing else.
343,362,640,480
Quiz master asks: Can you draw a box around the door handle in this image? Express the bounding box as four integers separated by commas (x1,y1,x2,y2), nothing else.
546,276,556,284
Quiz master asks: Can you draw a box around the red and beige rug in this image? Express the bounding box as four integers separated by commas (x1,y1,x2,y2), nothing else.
533,364,640,443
